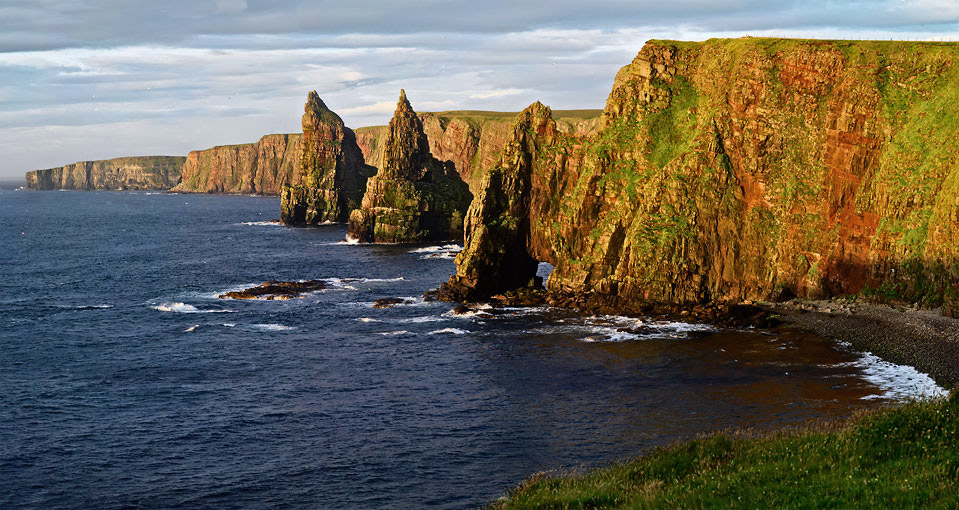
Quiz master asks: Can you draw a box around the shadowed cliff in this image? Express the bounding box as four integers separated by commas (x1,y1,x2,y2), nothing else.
442,38,959,316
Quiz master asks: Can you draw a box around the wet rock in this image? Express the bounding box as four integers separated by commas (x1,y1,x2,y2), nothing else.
373,297,410,308
219,280,326,300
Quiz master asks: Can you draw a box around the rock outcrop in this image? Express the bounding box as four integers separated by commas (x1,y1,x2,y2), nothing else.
172,134,301,194
439,103,555,301
25,156,184,190
347,90,472,243
443,38,959,315
280,91,376,224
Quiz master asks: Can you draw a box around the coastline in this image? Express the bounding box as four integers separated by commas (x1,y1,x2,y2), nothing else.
764,299,959,389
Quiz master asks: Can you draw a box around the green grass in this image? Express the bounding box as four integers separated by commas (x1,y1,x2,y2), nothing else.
492,392,959,509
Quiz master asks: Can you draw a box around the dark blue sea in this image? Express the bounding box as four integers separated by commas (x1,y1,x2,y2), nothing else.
0,190,946,509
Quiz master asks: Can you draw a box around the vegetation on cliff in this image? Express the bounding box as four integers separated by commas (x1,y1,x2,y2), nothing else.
25,156,184,191
493,391,959,509
280,91,376,224
445,38,959,316
347,90,472,242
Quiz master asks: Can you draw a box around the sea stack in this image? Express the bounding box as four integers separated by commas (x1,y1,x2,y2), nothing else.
280,91,374,224
347,90,472,243
439,102,556,302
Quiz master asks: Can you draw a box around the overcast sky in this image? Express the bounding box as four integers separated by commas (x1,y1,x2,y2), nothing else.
2,1,958,180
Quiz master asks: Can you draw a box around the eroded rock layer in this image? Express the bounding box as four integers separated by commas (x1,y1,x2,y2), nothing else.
26,156,184,190
280,91,376,224
444,38,959,313
347,90,472,243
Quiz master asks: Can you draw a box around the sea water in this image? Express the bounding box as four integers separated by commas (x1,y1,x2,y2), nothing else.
0,190,945,509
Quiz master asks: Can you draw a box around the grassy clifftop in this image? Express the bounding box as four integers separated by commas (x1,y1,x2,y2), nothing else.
493,391,959,509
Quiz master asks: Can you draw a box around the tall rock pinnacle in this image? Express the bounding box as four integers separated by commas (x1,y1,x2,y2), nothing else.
280,91,375,225
347,90,472,243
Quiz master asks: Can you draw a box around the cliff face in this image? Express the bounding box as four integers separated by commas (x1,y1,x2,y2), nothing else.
354,111,602,193
280,91,376,224
25,156,184,190
172,134,301,194
347,90,473,243
171,111,601,197
444,38,959,312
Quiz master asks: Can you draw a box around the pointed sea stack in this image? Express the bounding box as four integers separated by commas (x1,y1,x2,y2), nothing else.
438,102,556,301
347,90,472,242
280,91,375,224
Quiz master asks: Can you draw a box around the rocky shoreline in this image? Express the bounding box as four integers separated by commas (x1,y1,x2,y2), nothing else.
764,299,959,389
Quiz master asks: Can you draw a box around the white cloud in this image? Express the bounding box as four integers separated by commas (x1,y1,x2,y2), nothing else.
469,89,523,99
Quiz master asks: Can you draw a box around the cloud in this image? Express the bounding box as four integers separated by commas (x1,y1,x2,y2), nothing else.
2,1,959,179
469,89,523,99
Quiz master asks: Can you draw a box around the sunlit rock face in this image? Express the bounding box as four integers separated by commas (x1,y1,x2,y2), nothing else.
347,90,472,243
280,91,375,225
442,39,959,316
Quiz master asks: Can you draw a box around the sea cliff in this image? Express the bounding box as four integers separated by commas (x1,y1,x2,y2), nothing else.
443,38,959,315
171,134,301,195
25,156,184,190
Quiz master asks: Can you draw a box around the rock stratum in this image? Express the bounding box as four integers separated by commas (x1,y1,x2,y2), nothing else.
25,156,184,190
280,91,376,224
347,90,473,242
442,38,959,315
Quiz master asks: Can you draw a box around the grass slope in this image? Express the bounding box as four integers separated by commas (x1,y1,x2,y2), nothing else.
492,392,959,509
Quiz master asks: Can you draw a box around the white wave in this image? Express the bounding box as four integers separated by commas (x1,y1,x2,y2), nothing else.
144,192,165,196
153,302,233,314
342,236,360,245
249,323,296,332
411,243,462,259
322,276,403,291
357,317,380,323
377,330,412,336
409,243,462,254
222,323,236,328
428,328,470,335
68,304,113,310
401,315,447,323
834,342,948,401
239,221,282,227
184,324,200,332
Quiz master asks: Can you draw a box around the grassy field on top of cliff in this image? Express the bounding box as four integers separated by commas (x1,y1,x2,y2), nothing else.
491,392,959,509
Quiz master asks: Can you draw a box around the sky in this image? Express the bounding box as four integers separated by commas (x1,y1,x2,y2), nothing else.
2,1,959,180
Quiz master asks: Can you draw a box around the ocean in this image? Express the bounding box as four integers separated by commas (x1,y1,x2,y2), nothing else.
0,190,945,509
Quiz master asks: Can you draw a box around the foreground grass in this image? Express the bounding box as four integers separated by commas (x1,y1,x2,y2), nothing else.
493,391,959,509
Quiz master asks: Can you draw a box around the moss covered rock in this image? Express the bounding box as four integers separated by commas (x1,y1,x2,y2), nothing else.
444,38,959,315
347,90,472,243
280,91,375,225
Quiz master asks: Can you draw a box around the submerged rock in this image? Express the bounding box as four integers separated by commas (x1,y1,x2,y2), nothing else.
347,90,472,243
219,280,327,300
280,91,376,225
